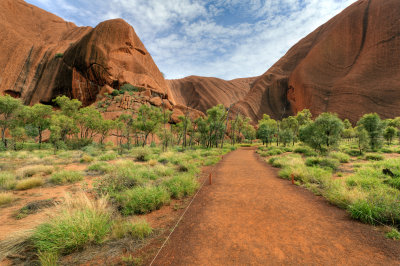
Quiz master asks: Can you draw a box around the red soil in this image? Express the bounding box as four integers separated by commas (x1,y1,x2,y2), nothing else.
151,148,400,265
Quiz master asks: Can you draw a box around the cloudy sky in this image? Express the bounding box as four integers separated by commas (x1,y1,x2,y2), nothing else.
26,0,357,80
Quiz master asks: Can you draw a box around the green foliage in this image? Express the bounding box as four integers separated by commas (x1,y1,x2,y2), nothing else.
365,153,384,161
386,228,400,240
119,83,142,93
384,126,398,145
163,175,199,199
50,171,84,184
305,157,340,170
99,152,117,161
54,53,63,58
112,219,152,239
32,195,111,256
293,146,318,157
0,171,16,190
329,151,350,163
0,95,22,146
299,113,344,152
357,113,383,150
87,162,112,174
117,186,170,215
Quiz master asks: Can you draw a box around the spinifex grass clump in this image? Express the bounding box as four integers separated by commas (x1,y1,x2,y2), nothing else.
16,165,54,178
0,171,16,190
163,175,199,199
32,193,112,260
117,186,170,215
329,151,350,163
112,219,152,239
305,157,340,170
50,170,83,185
15,177,44,190
0,192,16,206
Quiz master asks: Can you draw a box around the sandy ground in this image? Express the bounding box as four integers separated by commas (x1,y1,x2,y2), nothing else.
152,147,400,265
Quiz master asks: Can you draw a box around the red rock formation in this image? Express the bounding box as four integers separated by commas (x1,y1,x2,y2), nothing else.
0,0,170,106
168,76,256,113
235,0,400,123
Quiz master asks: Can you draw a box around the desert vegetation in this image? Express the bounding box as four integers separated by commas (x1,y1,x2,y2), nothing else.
257,109,400,237
0,94,246,264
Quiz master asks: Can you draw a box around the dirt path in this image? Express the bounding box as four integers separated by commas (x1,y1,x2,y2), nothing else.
152,148,400,265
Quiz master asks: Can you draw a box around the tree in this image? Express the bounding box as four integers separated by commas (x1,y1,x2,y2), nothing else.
50,113,78,142
0,95,22,147
10,127,27,150
257,115,277,146
295,109,312,126
357,113,383,150
53,96,81,117
27,104,53,147
384,126,398,145
137,105,162,146
299,113,344,152
355,126,369,154
280,116,298,145
242,123,256,143
206,105,226,147
98,119,115,145
76,106,103,140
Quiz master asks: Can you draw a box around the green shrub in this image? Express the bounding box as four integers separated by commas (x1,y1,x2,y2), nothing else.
54,53,63,58
16,165,54,178
381,148,394,154
50,171,83,185
80,154,94,163
386,228,400,240
329,151,350,163
112,219,152,239
111,90,120,97
99,153,117,161
294,147,318,157
346,149,362,156
133,147,151,162
32,194,111,256
163,175,199,199
0,171,16,190
87,162,112,174
305,157,340,170
386,178,400,190
15,177,44,190
365,153,384,161
117,186,170,215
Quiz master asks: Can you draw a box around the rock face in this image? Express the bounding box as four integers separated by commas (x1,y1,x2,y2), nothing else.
234,0,400,123
0,0,171,106
168,76,256,113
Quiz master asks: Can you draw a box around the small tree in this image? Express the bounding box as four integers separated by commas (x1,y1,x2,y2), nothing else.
98,119,115,145
10,127,27,150
0,95,22,147
300,113,344,152
384,126,398,145
53,96,82,117
137,105,162,146
257,114,277,146
27,104,53,147
357,113,383,150
355,126,369,154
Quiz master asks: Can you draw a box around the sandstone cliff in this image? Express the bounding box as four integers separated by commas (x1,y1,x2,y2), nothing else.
0,0,171,106
234,0,400,123
167,76,256,113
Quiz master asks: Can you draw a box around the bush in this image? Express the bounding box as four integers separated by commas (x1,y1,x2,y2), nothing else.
99,153,117,161
163,175,199,199
66,138,93,149
15,177,44,190
87,162,112,174
365,153,384,161
112,219,152,239
133,147,151,162
117,186,170,215
329,151,350,163
111,90,120,97
50,171,83,185
0,192,16,206
305,157,340,170
54,53,63,58
386,228,400,240
294,147,318,157
32,194,111,256
80,154,94,163
346,149,362,156
0,171,16,190
16,165,54,178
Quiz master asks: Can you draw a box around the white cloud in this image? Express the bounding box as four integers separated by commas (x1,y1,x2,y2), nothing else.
26,0,357,79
